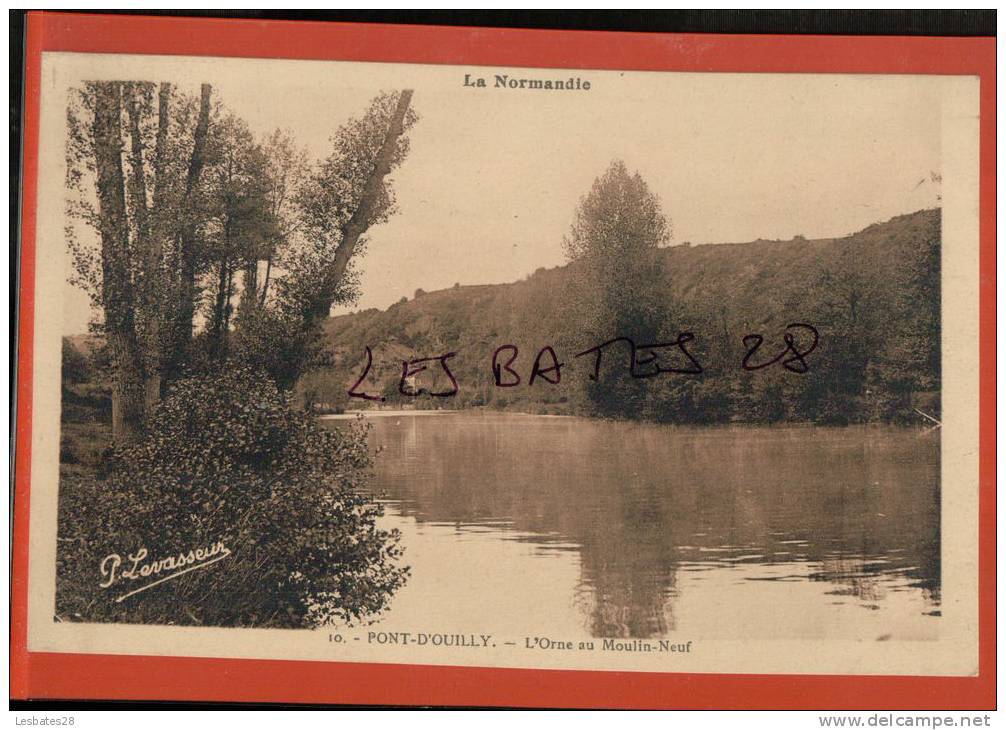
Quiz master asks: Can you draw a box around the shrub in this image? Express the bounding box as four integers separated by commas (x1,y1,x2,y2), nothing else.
56,367,408,628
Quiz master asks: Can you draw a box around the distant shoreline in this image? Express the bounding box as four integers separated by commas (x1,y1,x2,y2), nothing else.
319,410,456,419
317,409,940,430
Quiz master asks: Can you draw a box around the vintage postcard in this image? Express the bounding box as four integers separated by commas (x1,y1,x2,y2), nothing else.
11,14,995,709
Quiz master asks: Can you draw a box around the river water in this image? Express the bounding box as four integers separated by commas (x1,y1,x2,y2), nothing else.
323,411,941,641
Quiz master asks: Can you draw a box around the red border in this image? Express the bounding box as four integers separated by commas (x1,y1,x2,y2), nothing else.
11,12,996,709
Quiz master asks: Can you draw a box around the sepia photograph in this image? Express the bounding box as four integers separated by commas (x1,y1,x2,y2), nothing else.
20,42,980,682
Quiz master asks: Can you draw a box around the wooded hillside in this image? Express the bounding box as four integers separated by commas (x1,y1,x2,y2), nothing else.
305,208,940,424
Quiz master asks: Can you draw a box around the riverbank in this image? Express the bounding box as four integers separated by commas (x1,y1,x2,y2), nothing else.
319,409,456,419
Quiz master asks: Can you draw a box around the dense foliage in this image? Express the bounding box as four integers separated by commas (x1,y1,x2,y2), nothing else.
56,368,408,627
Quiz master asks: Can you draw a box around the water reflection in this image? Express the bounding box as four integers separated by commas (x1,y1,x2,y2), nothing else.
323,412,940,639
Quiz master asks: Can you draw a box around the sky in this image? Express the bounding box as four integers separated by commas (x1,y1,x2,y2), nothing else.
48,54,946,334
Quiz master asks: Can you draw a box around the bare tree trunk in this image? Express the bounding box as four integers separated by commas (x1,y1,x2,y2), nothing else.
152,83,171,207
164,83,212,385
124,84,150,246
92,82,145,442
143,82,172,407
240,260,258,315
222,264,235,344
124,83,167,414
303,90,414,328
210,197,234,359
210,258,231,360
259,257,272,307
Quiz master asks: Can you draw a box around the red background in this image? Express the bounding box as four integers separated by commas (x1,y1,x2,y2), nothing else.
11,12,997,709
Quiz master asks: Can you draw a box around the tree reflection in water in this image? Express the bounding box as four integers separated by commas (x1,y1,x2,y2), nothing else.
331,413,940,639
